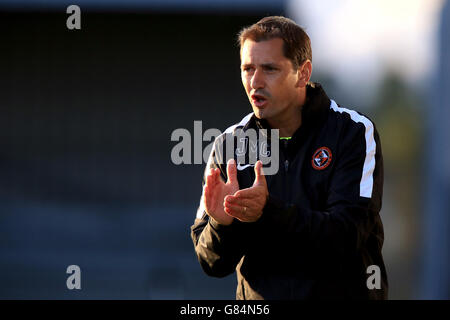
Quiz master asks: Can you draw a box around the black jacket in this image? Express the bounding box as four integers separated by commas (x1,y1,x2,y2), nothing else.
190,83,388,299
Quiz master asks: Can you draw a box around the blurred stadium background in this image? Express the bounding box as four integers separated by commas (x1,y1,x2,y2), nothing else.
0,0,448,299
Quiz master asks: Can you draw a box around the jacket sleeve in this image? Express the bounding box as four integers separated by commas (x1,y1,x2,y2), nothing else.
190,139,246,278
256,117,384,258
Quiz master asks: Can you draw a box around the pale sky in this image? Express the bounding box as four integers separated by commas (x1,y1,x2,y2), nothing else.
287,0,445,89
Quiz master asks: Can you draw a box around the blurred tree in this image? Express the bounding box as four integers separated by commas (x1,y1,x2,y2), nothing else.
371,71,425,299
373,72,423,170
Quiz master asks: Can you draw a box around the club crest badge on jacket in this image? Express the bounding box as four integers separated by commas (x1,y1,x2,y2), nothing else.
312,147,332,170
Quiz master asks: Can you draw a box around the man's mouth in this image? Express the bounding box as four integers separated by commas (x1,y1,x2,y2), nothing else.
251,94,268,108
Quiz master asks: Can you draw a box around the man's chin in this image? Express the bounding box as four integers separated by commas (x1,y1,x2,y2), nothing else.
252,108,267,120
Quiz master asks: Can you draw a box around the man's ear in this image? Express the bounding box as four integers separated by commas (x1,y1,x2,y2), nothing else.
296,60,312,87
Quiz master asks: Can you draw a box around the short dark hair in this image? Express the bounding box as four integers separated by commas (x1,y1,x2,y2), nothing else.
237,16,312,69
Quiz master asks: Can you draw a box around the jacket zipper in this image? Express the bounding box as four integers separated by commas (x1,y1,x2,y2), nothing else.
283,139,289,172
283,140,290,202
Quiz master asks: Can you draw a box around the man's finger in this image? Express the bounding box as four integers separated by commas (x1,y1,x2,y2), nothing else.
234,187,259,199
224,194,242,205
214,167,226,183
253,160,267,187
226,158,237,184
205,169,214,186
208,167,221,186
223,202,244,213
224,196,260,210
224,206,246,221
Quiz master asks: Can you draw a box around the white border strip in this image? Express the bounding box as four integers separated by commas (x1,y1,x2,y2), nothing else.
330,100,376,198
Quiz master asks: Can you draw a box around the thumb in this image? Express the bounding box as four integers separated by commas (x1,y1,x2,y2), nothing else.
253,160,267,186
226,158,238,184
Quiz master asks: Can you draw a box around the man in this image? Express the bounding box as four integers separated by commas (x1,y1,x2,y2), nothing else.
190,16,388,299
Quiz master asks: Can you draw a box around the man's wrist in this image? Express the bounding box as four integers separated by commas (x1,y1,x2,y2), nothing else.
209,216,234,231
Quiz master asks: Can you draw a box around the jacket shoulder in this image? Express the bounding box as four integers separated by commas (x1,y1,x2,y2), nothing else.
328,100,377,133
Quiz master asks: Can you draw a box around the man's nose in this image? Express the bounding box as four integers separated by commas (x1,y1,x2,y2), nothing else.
250,69,265,89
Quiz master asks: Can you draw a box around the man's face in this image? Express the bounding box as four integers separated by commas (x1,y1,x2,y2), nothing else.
240,38,301,121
